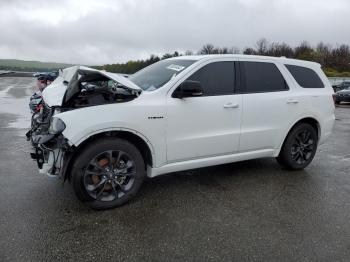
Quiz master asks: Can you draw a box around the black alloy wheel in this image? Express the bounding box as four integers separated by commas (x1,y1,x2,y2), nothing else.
277,123,318,170
71,138,145,209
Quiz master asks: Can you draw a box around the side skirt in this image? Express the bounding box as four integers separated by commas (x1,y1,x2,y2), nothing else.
148,149,274,178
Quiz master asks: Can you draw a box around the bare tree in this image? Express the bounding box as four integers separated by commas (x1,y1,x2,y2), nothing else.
315,42,332,67
199,44,215,54
331,44,350,71
267,42,294,57
256,38,269,55
294,41,314,60
243,47,256,55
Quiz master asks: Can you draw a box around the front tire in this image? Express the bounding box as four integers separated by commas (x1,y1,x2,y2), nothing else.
276,123,318,170
71,138,145,210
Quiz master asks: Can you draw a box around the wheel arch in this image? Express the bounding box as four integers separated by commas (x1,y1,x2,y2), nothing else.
293,117,320,139
64,130,154,181
275,117,321,156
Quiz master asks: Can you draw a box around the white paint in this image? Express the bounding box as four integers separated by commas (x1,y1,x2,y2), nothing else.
49,55,336,177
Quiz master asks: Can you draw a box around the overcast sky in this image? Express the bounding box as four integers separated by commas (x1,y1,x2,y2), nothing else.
0,0,349,65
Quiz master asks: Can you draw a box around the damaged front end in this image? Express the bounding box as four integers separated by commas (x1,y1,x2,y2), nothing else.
26,65,141,179
26,105,72,178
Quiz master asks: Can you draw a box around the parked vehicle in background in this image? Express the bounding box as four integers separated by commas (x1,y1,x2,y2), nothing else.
29,72,59,113
333,80,350,92
26,55,335,209
334,87,350,104
33,71,59,79
29,92,43,113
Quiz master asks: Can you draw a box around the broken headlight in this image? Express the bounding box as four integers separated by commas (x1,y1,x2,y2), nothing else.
48,117,66,135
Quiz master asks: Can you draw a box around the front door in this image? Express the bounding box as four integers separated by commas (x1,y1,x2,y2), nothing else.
166,61,242,163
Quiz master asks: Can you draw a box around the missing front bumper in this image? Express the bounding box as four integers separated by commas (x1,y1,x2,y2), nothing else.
30,147,45,169
28,131,71,178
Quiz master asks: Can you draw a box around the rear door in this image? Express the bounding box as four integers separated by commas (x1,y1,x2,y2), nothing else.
238,59,300,152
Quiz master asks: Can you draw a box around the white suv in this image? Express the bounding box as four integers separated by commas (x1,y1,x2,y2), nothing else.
27,55,335,209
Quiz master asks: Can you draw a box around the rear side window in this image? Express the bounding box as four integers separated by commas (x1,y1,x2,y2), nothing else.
286,65,324,88
240,61,288,93
186,62,235,96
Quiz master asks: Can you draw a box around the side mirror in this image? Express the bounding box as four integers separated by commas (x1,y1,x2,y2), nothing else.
173,80,203,98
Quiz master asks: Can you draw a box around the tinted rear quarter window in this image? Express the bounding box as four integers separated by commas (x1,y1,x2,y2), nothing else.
186,62,235,96
286,65,324,88
240,61,288,93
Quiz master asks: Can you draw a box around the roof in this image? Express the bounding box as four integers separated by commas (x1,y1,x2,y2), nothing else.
169,54,321,68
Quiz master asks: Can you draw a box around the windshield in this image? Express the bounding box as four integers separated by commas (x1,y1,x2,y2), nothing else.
128,59,195,91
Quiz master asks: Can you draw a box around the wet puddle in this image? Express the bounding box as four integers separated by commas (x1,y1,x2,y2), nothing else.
0,77,36,130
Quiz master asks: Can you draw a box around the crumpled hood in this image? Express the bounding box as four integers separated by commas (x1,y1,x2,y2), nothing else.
42,66,141,107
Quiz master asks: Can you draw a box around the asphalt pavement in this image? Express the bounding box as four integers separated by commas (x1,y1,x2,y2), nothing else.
0,77,349,262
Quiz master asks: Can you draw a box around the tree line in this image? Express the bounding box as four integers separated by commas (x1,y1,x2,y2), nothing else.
95,39,350,77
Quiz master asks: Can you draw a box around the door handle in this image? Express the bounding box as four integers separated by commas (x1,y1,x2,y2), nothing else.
223,103,239,109
286,99,299,104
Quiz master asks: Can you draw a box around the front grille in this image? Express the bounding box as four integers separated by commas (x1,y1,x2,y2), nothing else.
30,103,53,136
41,103,53,123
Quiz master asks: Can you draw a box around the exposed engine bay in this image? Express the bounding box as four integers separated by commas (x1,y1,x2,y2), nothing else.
27,66,141,178
65,74,138,109
71,81,134,108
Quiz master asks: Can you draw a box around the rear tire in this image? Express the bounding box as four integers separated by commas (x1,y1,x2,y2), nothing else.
335,101,340,105
71,138,145,210
276,123,318,170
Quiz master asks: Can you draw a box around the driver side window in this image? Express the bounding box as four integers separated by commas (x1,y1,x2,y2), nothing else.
186,61,235,96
